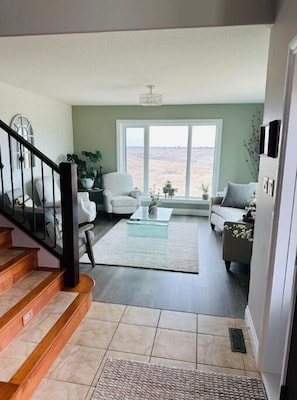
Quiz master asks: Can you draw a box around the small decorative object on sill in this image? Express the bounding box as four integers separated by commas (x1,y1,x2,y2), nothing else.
163,180,177,199
201,183,209,200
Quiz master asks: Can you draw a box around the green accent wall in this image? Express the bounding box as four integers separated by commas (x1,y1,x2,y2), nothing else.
72,104,263,192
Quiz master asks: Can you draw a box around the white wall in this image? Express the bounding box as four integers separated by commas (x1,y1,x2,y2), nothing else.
247,0,297,381
0,81,74,267
0,81,73,163
0,0,274,36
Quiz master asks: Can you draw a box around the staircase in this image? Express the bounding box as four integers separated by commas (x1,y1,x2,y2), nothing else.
0,226,94,399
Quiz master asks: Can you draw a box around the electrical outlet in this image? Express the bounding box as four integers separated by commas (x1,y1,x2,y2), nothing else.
22,310,33,326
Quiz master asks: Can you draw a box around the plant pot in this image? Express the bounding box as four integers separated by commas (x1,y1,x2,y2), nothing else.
202,193,209,200
148,204,158,216
80,178,94,189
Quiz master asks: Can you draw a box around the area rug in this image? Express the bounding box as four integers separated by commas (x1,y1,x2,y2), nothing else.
80,219,199,273
91,358,267,400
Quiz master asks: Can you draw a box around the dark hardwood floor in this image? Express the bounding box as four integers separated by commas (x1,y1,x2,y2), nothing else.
80,213,250,318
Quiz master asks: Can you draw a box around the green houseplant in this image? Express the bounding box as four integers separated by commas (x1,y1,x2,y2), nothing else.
163,180,177,198
67,150,102,189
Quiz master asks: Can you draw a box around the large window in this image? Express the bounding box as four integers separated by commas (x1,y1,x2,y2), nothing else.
117,120,222,199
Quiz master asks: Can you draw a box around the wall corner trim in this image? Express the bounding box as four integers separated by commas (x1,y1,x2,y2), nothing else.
245,305,259,362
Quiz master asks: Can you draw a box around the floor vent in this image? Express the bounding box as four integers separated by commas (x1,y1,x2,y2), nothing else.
229,328,247,353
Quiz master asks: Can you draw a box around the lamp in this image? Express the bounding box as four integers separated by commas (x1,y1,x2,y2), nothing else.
139,85,162,106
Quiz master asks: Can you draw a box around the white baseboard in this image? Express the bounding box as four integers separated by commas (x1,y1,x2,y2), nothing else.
245,306,259,362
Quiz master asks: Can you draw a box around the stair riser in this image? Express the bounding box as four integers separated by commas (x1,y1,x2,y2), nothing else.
0,251,39,295
12,293,92,400
0,274,64,350
0,228,13,251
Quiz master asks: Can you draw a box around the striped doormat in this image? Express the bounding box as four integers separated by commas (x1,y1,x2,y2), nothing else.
92,358,267,400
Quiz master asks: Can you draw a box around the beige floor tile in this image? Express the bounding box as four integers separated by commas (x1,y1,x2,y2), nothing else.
122,305,160,327
235,318,251,340
69,319,117,349
197,363,246,376
109,323,155,355
197,334,244,370
47,344,105,385
159,310,197,332
198,314,236,336
31,378,89,400
0,340,37,381
242,340,258,371
86,302,125,322
150,357,196,369
152,328,196,363
85,386,96,400
92,350,149,385
246,370,262,378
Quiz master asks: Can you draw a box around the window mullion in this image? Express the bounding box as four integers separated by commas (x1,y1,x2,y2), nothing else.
143,126,150,196
185,125,192,197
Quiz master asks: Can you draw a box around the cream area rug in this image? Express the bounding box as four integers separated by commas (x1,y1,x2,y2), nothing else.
80,219,199,273
91,358,267,400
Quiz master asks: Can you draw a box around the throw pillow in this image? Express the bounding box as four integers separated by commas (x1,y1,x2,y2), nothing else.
221,182,256,209
15,194,34,208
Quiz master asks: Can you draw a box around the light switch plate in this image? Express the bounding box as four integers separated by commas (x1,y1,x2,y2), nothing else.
268,178,275,197
263,176,269,193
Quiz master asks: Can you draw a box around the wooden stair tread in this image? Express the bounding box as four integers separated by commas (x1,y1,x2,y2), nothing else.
0,248,39,295
0,249,26,267
0,270,65,350
0,247,39,274
0,274,94,400
0,270,53,317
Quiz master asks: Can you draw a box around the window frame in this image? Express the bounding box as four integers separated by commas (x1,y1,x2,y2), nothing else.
116,119,222,198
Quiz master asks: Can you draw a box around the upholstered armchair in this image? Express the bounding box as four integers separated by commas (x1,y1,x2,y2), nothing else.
35,177,97,225
102,172,142,217
223,221,254,271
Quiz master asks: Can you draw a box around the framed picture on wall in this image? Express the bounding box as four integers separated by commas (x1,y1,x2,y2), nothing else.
259,119,281,158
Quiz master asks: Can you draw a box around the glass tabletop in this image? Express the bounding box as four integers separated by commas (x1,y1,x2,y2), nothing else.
128,206,173,223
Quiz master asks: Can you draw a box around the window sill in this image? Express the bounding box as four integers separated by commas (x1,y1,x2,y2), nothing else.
142,196,210,205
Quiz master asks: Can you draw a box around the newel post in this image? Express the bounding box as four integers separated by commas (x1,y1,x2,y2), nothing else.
60,162,79,287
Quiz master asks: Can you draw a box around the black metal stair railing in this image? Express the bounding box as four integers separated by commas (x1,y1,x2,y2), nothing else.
0,119,79,287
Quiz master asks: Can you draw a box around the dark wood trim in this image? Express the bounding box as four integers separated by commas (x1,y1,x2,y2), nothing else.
60,162,79,287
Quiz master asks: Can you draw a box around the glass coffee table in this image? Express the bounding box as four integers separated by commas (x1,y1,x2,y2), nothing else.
127,206,173,239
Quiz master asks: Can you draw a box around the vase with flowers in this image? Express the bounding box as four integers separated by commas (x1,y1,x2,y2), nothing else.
148,186,161,216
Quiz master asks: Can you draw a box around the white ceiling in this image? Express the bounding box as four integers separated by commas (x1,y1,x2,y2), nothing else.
0,25,271,106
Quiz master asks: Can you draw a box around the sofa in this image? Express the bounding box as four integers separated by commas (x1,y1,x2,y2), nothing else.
209,181,257,231
209,182,257,271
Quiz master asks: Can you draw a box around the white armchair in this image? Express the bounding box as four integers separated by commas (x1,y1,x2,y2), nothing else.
102,172,142,217
35,177,97,225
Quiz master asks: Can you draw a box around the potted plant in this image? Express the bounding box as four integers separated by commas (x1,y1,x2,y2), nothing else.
149,186,161,216
201,183,209,200
163,180,177,198
67,150,102,189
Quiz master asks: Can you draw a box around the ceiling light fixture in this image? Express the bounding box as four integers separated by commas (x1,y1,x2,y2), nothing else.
139,84,162,106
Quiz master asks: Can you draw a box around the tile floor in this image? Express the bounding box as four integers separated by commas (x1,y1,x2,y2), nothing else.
29,301,260,400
